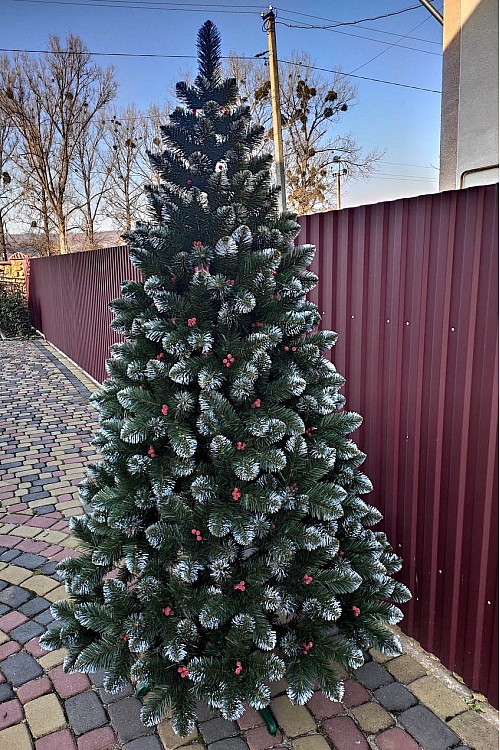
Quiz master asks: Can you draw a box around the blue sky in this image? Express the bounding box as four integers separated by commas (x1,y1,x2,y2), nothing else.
1,0,444,208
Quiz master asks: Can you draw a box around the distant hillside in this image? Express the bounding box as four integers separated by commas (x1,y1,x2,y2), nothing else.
5,230,125,258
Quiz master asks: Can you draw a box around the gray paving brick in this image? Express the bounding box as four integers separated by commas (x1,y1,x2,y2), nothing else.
90,669,106,688
373,682,418,712
34,609,55,625
209,740,249,750
24,491,51,500
0,683,15,702
108,696,154,742
1,651,43,686
13,553,47,570
0,550,22,562
197,699,219,722
0,586,31,607
399,704,461,750
19,596,51,617
122,737,163,750
199,717,239,744
65,690,108,735
0,605,9,617
35,505,56,515
99,682,134,703
9,620,45,644
41,562,59,576
354,661,395,690
0,581,8,592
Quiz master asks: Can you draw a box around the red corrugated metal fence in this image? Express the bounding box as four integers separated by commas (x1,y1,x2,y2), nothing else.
29,246,141,383
28,185,498,705
298,184,498,706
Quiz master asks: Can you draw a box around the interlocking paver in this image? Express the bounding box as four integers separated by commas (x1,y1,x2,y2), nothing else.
17,675,52,704
398,704,460,749
38,647,67,669
237,706,265,730
65,689,108,736
373,682,418,712
245,725,284,750
292,737,331,750
354,661,395,690
0,642,21,660
408,675,467,720
0,723,32,750
198,716,239,743
384,655,426,684
374,726,421,750
271,696,316,737
0,610,28,632
77,726,117,750
1,650,43,685
14,553,49,569
122,737,164,750
19,596,51,617
23,575,60,596
0,565,32,585
156,719,199,747
10,619,45,643
447,710,499,750
350,701,395,734
0,684,14,703
107,696,154,742
322,715,370,750
98,681,134,703
0,585,31,607
35,729,78,750
49,665,91,698
0,698,23,729
209,740,250,750
24,692,66,737
307,690,343,719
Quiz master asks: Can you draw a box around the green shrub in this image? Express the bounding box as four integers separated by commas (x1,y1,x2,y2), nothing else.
0,283,33,338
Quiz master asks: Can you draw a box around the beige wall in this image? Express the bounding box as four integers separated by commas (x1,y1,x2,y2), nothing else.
439,0,499,189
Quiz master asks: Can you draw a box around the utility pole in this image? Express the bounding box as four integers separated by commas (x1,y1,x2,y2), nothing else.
262,6,287,213
335,162,347,210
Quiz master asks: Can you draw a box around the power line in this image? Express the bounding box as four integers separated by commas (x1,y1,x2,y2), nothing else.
5,0,443,46
380,160,438,169
276,19,441,56
373,171,438,180
0,47,442,94
275,58,441,94
348,9,438,75
273,5,423,26
5,0,262,13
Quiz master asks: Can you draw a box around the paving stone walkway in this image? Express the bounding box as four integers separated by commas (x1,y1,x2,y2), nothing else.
0,338,498,750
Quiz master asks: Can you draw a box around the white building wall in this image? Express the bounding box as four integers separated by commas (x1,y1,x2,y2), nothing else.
440,0,499,190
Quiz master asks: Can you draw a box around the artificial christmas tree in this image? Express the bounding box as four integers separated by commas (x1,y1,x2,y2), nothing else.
41,21,410,736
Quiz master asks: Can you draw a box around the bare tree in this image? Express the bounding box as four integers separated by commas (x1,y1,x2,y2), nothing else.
226,52,381,213
103,103,169,232
72,114,112,248
0,116,21,260
0,35,117,254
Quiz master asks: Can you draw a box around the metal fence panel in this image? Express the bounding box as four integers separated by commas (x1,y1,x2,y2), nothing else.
298,184,498,705
29,245,141,383
28,185,498,705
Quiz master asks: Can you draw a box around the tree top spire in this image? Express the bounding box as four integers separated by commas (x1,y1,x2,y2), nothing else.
197,20,222,85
